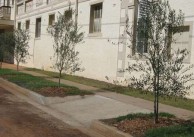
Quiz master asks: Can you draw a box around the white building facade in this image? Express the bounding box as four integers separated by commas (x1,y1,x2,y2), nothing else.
167,0,194,98
16,0,136,81
15,0,194,98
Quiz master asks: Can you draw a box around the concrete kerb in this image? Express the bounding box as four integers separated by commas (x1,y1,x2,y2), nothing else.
0,78,93,105
91,120,133,137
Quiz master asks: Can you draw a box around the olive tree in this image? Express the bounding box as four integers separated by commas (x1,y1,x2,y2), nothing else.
126,0,194,123
48,6,84,87
14,28,30,71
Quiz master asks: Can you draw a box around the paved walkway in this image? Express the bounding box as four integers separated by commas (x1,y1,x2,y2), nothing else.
50,95,150,126
2,63,194,122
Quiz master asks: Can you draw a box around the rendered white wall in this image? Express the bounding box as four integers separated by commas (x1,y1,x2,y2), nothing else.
16,0,121,82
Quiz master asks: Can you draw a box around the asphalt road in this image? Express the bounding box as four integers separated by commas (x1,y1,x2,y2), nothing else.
0,87,90,137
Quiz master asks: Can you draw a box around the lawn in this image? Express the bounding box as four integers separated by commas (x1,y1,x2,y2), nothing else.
0,69,93,97
25,68,194,112
25,68,115,89
144,122,194,137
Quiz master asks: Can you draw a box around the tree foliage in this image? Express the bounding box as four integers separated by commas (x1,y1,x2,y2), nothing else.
14,28,30,71
48,6,84,87
0,32,15,68
126,0,194,123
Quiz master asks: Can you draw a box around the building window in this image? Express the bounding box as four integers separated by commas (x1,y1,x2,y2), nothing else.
35,18,41,38
26,20,30,30
18,22,21,29
136,19,148,54
171,25,191,61
48,14,55,26
17,3,24,15
25,0,33,12
135,0,150,54
89,3,103,33
0,0,10,6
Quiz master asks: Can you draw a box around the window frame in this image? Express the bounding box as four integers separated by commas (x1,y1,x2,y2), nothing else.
48,14,55,26
35,17,41,38
25,0,33,12
89,2,103,34
26,20,30,30
18,22,21,30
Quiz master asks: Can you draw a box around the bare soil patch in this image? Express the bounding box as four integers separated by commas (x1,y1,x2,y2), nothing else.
37,87,73,97
103,117,189,137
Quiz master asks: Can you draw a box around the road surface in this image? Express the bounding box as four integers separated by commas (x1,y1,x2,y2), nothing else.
0,87,90,137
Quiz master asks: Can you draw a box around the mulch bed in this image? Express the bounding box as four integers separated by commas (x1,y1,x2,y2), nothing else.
103,117,188,137
36,87,73,97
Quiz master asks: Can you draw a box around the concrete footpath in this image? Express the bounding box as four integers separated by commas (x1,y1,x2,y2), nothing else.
1,63,194,131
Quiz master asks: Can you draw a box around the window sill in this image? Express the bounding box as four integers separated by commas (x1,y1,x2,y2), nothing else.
88,32,102,37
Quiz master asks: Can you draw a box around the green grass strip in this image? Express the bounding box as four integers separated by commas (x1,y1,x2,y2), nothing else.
0,68,93,96
144,122,194,137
